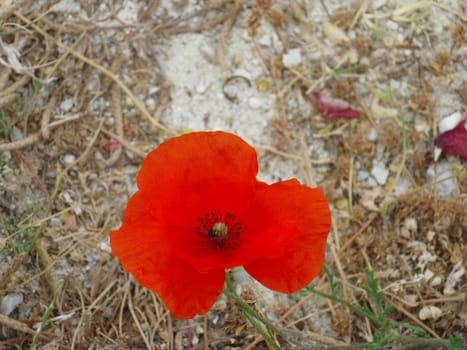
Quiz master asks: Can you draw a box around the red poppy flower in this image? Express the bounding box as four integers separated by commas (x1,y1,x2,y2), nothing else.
110,131,331,319
309,91,360,119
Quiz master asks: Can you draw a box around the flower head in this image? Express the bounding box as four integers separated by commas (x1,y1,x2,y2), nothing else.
110,131,331,319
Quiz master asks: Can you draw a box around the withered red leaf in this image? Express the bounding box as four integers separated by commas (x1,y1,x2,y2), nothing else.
434,120,467,158
309,92,360,119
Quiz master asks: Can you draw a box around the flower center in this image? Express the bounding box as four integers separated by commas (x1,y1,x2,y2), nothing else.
195,210,242,249
209,222,229,241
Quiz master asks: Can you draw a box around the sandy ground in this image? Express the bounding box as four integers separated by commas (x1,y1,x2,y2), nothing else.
0,1,466,349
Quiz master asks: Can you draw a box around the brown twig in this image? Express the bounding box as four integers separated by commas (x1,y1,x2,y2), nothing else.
216,1,244,70
0,113,82,152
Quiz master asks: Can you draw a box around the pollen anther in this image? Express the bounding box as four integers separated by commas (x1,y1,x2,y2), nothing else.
195,211,243,249
209,222,229,240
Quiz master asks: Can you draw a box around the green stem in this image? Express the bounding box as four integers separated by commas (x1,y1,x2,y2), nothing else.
309,286,382,326
30,282,62,350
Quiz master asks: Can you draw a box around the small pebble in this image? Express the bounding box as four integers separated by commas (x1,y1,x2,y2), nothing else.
367,128,378,142
99,239,111,252
148,85,160,95
357,170,369,181
386,20,399,31
145,98,156,108
195,83,208,94
64,154,76,164
12,127,23,141
50,217,63,227
0,293,23,316
60,97,74,112
282,48,302,68
73,206,83,215
257,34,271,47
371,164,389,185
63,192,73,203
430,276,442,286
438,111,462,133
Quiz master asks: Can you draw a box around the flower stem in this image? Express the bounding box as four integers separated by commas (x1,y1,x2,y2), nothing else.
224,272,282,350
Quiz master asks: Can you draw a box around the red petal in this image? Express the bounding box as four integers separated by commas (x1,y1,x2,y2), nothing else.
137,131,258,224
109,193,225,319
434,120,467,158
138,131,258,190
241,180,331,293
309,92,360,119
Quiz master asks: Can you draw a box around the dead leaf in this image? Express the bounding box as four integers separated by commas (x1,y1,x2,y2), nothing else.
309,92,360,119
323,22,350,44
434,120,467,158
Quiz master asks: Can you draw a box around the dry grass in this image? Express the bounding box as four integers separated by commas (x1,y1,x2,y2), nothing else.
0,1,465,349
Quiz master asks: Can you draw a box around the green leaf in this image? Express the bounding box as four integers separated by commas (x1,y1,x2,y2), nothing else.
32,78,43,91
379,197,393,216
370,86,395,106
447,336,465,350
0,111,11,138
324,264,341,296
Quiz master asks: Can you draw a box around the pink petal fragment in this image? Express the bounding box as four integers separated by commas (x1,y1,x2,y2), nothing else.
434,120,467,158
309,92,360,119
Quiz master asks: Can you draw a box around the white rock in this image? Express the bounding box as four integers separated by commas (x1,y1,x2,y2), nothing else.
196,83,208,94
99,238,111,253
443,261,464,295
419,305,442,320
367,128,378,141
0,293,23,316
282,48,302,68
148,85,160,95
63,192,73,203
73,206,82,215
50,0,81,13
257,34,271,47
64,154,76,164
11,126,23,141
50,217,63,227
117,1,140,22
438,111,462,133
404,217,417,233
60,97,74,112
430,276,442,287
357,170,369,181
386,20,399,31
371,164,389,185
145,98,156,108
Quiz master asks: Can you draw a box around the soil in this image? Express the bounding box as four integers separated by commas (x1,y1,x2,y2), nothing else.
0,1,465,349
